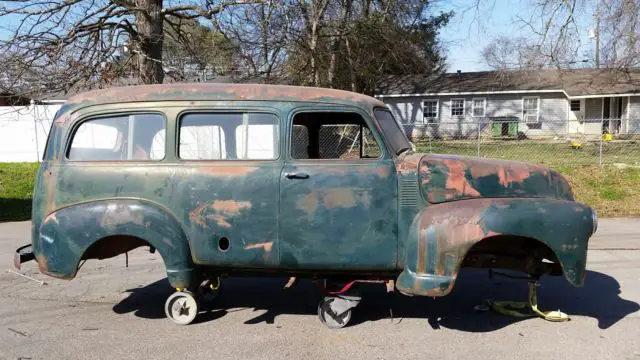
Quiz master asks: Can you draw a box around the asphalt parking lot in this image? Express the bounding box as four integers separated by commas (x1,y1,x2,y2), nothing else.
0,219,639,360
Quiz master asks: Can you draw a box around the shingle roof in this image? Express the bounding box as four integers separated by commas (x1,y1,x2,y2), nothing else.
375,68,640,97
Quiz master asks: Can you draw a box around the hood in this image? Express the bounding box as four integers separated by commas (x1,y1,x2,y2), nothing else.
398,153,575,204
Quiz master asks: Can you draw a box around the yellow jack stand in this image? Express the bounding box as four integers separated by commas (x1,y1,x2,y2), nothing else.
486,281,570,322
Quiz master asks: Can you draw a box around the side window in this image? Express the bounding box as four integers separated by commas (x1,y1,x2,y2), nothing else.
179,112,279,160
68,113,165,161
291,125,309,159
291,112,382,160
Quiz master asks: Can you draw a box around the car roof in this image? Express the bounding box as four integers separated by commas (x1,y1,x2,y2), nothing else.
56,83,385,121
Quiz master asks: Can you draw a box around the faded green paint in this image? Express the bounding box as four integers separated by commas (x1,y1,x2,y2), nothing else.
279,162,398,270
21,83,597,294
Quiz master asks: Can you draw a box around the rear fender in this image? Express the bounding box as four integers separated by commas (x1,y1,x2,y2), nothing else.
396,198,596,296
35,199,194,289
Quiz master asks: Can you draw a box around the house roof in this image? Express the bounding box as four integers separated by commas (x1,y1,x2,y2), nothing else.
375,68,640,98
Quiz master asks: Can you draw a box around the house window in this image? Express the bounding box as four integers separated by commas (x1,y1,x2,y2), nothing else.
472,98,486,117
522,97,540,124
451,99,465,117
570,100,581,111
422,100,438,123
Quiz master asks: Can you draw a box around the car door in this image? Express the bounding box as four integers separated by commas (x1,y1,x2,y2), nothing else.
175,110,283,267
278,107,398,270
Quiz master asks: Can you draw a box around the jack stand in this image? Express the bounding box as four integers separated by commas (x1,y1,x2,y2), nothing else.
485,276,570,322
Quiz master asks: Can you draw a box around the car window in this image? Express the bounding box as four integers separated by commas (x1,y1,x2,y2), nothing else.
179,112,279,160
68,114,166,161
373,108,412,155
290,112,382,160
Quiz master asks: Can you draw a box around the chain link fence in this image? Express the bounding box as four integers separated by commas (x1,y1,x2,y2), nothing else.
401,118,640,167
292,123,382,160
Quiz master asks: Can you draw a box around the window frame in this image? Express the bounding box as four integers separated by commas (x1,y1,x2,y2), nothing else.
286,107,388,162
522,96,540,124
176,110,282,162
570,99,581,112
450,98,465,117
471,97,486,117
65,111,168,162
422,99,439,123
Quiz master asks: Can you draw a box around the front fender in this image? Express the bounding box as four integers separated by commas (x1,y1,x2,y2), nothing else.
396,198,596,296
35,199,194,288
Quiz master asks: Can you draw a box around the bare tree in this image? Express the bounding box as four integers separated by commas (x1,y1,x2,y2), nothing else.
163,17,239,81
474,0,639,70
598,0,640,69
0,0,247,98
217,1,292,80
482,35,573,70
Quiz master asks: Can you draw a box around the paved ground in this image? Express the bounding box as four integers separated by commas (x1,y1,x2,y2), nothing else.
0,219,639,360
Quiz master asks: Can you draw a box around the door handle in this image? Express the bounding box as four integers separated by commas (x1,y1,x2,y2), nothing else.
285,172,309,179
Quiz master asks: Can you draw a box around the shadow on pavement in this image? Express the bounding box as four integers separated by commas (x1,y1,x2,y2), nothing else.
113,269,638,330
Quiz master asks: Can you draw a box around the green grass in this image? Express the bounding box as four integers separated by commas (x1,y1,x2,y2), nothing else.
1,143,639,222
416,140,640,167
0,162,40,222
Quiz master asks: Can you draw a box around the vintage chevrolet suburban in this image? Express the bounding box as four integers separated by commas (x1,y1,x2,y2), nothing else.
14,83,597,328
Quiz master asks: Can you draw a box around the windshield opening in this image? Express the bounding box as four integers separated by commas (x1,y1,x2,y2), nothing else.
373,108,413,155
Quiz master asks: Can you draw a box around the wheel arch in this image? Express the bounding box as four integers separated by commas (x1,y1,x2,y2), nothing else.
396,198,593,297
36,198,195,289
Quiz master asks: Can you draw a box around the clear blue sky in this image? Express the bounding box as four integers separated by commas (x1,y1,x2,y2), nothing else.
436,0,598,72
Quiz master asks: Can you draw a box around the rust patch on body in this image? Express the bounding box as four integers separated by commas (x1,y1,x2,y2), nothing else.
442,160,481,197
244,241,274,261
206,214,231,228
396,153,422,175
323,188,357,208
189,200,252,228
300,193,319,215
212,200,252,215
299,188,370,214
188,203,209,227
377,166,390,178
36,254,49,273
201,167,258,177
244,241,273,252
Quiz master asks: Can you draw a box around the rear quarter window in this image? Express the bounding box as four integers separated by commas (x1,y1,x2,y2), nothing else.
67,113,166,161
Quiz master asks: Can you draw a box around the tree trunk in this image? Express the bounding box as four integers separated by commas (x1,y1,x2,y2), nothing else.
136,0,165,84
328,0,353,88
345,36,356,92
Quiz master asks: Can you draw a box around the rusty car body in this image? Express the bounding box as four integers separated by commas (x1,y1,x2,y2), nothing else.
14,83,598,327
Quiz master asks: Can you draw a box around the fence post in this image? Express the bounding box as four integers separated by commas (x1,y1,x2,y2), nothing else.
476,119,481,158
31,100,40,162
599,118,603,167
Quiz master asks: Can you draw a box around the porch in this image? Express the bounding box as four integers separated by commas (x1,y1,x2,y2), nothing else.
571,96,632,135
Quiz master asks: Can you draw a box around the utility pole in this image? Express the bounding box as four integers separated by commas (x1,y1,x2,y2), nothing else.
595,0,600,68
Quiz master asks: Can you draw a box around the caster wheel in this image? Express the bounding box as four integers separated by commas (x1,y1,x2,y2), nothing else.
318,297,352,329
165,291,199,325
